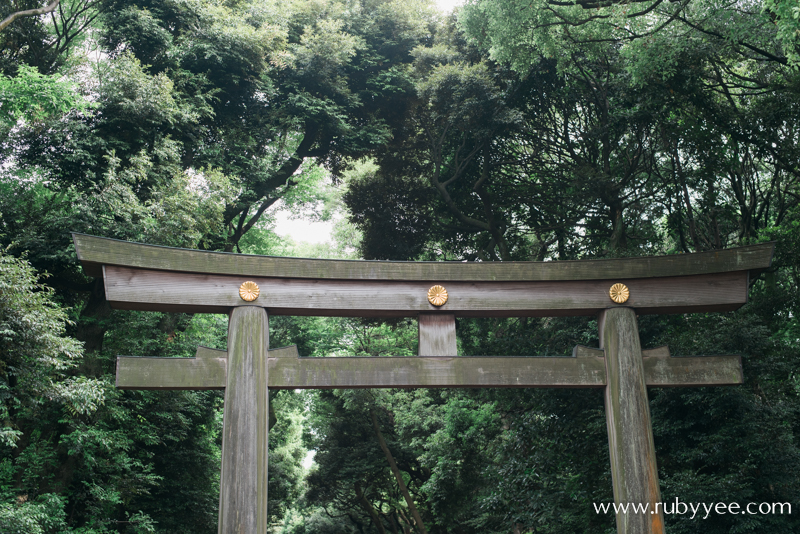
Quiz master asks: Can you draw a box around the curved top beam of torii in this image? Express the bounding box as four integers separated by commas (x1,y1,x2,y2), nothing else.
72,233,774,317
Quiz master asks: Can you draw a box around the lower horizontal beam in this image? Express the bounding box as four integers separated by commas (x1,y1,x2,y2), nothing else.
116,346,227,390
641,346,743,387
270,354,606,389
115,345,743,390
116,358,226,390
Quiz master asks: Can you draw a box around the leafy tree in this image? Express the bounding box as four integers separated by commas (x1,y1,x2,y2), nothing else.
0,250,103,533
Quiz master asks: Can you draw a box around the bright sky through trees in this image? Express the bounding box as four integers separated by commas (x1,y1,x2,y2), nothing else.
274,209,334,245
273,0,462,246
435,0,464,12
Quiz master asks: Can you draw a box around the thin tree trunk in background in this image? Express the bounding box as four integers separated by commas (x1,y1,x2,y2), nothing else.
75,278,112,354
608,200,627,251
355,482,387,534
371,411,429,534
386,511,400,534
396,506,412,533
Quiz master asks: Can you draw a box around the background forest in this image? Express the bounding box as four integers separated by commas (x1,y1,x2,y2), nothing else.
1,0,799,532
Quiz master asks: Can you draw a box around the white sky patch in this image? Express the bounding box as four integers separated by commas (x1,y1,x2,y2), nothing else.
435,0,465,13
273,208,334,244
302,450,316,469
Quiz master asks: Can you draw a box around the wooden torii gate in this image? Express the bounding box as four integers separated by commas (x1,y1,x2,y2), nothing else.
72,234,774,534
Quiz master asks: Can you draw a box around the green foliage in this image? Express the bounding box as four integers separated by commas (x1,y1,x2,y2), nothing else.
0,64,92,130
0,493,69,534
764,0,800,66
0,251,99,532
0,251,97,431
268,391,308,524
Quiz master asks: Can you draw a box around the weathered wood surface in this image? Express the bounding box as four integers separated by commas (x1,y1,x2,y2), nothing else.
642,346,743,387
102,265,749,316
116,346,227,390
269,354,608,389
219,307,269,534
115,345,743,390
269,345,300,359
74,233,773,281
419,313,457,356
600,307,665,534
577,346,744,387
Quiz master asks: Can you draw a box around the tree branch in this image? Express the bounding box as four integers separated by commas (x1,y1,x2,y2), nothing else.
0,0,60,32
675,14,788,64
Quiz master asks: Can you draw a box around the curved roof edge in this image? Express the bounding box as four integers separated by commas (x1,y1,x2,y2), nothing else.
72,233,774,282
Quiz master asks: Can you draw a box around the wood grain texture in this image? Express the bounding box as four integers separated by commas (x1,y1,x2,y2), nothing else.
117,345,743,390
643,347,743,387
419,313,457,356
115,343,743,390
600,308,665,534
576,345,743,387
116,357,226,390
74,233,773,281
268,355,607,389
219,307,269,534
116,345,226,390
573,345,604,358
269,345,299,359
269,352,742,388
102,265,749,316
116,346,294,390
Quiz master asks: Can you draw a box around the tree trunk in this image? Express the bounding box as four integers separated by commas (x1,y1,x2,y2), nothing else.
371,411,428,534
387,511,400,534
75,278,112,355
355,482,387,534
608,201,627,251
396,509,412,534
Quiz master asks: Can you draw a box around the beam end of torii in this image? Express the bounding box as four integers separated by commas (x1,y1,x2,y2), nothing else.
73,233,773,534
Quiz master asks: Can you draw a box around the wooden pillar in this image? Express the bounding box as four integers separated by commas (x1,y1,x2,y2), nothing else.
219,306,269,534
599,307,665,534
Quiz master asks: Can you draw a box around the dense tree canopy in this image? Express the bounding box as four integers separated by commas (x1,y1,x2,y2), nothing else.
0,0,798,532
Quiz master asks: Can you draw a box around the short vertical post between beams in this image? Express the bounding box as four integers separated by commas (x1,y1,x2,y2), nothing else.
599,307,665,534
418,313,457,356
219,306,269,534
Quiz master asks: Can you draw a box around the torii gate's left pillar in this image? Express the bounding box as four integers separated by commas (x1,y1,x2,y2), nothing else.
219,306,269,534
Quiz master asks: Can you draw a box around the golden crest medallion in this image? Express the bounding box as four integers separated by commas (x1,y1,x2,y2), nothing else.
609,283,629,304
239,281,260,302
427,285,448,306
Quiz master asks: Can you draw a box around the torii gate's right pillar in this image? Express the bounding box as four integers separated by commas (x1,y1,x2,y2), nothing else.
600,307,665,534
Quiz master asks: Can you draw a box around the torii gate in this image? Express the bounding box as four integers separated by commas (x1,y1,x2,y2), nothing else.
72,234,774,534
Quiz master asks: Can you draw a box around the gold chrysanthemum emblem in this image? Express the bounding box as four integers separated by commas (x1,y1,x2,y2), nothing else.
427,285,448,307
239,281,260,302
609,283,629,304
